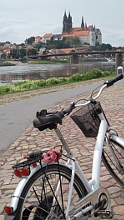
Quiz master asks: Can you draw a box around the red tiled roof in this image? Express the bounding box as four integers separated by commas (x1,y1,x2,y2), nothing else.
60,48,75,53
63,30,90,38
3,48,10,54
50,49,57,53
87,25,92,30
35,36,41,39
69,27,81,34
43,33,52,38
62,25,97,38
50,48,75,54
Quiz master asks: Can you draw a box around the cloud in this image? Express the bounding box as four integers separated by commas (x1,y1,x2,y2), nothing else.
50,25,62,34
102,27,124,46
0,0,124,46
0,27,14,38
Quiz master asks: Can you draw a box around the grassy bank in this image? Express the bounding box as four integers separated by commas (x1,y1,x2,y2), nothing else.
0,62,16,67
0,68,116,95
0,59,70,66
30,59,70,64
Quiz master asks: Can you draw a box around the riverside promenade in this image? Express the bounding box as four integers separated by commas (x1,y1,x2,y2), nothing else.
0,82,124,219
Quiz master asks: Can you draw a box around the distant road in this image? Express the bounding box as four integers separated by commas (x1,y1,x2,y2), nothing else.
0,79,124,150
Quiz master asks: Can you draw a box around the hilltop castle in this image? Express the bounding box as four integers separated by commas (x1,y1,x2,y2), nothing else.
62,11,102,46
35,11,102,48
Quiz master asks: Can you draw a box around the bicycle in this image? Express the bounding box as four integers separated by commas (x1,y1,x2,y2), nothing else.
4,73,124,220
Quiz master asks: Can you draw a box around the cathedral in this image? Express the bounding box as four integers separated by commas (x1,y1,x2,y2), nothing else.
62,11,102,46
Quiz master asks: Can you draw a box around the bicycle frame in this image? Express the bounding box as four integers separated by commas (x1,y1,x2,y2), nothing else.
54,110,111,218
55,112,108,190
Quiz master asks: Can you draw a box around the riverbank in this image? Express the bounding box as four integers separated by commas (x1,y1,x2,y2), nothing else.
0,60,28,66
0,69,116,96
0,78,102,106
0,59,69,66
0,57,109,66
0,61,16,66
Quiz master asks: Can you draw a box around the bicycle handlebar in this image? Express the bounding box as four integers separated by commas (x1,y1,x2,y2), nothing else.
62,73,123,113
62,103,75,115
105,73,123,87
34,74,123,129
48,74,124,119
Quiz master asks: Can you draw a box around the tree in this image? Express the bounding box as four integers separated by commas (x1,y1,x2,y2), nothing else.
72,37,80,46
35,42,43,50
19,49,26,58
1,53,6,59
26,37,35,45
27,49,37,56
10,49,18,59
101,43,112,51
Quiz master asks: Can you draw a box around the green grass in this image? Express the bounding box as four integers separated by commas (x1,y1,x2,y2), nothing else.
0,68,116,95
0,62,16,66
30,59,70,64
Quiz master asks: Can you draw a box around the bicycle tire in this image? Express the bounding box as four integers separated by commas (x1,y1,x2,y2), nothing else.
16,163,87,220
102,139,124,188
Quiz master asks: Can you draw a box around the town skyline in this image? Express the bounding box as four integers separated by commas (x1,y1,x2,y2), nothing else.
0,0,124,47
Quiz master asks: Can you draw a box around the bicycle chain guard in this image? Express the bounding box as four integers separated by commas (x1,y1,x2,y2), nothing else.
69,187,112,219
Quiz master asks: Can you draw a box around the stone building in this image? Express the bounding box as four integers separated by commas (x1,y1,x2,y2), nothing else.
62,11,102,46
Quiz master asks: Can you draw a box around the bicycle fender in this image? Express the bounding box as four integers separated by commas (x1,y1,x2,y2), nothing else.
4,162,73,219
4,164,69,220
7,165,41,214
4,210,17,220
110,135,124,149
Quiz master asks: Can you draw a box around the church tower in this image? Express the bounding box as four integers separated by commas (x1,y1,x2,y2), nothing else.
81,16,84,31
62,11,72,33
62,11,67,33
68,11,72,30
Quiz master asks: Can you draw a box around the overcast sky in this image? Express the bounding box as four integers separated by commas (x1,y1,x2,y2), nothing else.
0,0,124,46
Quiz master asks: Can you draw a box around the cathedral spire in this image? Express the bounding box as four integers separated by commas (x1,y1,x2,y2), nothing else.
85,21,87,29
63,10,67,22
81,16,84,30
62,10,72,33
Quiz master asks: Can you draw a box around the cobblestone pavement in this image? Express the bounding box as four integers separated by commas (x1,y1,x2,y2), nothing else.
0,83,124,220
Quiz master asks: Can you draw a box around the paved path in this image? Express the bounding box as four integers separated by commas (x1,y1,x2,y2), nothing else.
0,81,103,151
0,78,124,151
0,81,124,219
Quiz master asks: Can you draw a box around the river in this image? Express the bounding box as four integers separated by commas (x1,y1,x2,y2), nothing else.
0,61,121,84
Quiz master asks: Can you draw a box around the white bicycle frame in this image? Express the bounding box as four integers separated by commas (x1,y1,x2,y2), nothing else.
53,84,112,218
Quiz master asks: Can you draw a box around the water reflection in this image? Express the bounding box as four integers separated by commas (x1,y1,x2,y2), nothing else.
0,61,118,84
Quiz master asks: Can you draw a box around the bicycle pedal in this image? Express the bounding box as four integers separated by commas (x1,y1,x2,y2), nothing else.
97,210,113,219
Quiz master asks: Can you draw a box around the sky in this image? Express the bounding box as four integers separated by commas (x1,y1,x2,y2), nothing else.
0,0,124,46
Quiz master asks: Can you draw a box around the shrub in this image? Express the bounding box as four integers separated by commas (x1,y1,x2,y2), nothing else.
46,78,60,86
0,69,115,95
69,73,83,82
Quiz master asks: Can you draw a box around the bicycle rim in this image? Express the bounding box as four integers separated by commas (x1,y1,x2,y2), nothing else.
102,139,124,188
17,163,87,220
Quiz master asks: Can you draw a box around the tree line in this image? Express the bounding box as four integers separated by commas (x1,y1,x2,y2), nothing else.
1,36,123,60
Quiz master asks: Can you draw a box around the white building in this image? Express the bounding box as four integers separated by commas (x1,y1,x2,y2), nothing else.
62,12,102,46
41,33,52,43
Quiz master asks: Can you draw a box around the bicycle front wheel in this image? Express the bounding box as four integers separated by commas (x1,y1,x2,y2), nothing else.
102,138,124,188
16,163,87,220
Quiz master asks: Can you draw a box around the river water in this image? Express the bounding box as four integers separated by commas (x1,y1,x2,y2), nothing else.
0,61,120,84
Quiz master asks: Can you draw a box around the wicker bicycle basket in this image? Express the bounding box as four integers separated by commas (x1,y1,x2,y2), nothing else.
71,102,103,138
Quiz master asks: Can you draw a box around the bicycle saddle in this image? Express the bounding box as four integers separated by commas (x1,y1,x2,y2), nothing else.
33,109,63,131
